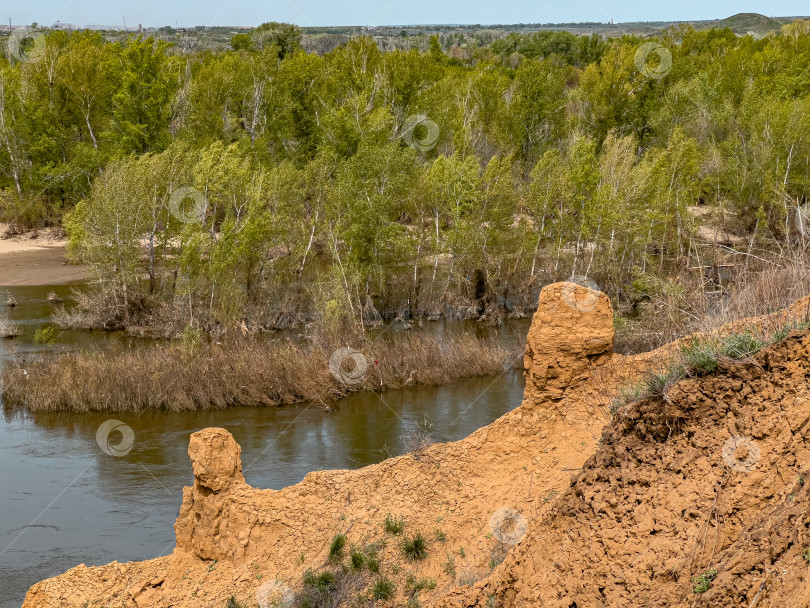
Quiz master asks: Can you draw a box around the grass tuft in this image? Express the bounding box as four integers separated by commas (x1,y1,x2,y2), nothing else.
328,534,346,562
401,533,428,561
370,577,395,600
384,514,405,535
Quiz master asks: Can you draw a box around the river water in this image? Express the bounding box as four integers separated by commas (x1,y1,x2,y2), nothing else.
0,284,526,608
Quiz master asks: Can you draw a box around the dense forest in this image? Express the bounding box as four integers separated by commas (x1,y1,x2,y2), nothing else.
2,20,810,335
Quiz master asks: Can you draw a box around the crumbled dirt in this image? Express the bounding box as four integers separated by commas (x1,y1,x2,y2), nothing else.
21,283,810,608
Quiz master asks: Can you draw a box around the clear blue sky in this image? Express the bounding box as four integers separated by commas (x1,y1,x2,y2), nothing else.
6,0,809,28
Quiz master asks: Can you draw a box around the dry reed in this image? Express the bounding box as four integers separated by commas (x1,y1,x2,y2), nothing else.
3,331,524,413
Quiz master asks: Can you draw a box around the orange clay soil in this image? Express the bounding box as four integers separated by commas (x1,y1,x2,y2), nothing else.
21,283,810,608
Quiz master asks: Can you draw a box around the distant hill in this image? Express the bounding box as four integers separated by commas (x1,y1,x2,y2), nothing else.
693,12,789,37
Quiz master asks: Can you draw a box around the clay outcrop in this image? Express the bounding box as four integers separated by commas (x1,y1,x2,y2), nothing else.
22,283,810,608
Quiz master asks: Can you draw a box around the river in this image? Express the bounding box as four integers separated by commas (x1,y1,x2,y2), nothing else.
0,284,526,608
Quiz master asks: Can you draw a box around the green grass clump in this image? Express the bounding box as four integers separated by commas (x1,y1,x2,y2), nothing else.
721,331,765,359
401,533,428,561
643,362,686,398
349,547,365,571
366,550,381,573
434,529,446,542
384,513,405,535
302,569,336,594
328,534,346,562
370,577,395,600
691,568,718,593
680,336,720,375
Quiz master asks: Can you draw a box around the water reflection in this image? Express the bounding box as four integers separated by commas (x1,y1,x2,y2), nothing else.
1,370,524,608
0,282,527,608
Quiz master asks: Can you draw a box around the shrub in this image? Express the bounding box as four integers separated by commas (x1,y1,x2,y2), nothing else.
401,534,428,561
33,326,57,344
434,529,446,542
370,577,395,600
0,317,21,339
384,514,405,535
329,534,346,562
691,568,718,593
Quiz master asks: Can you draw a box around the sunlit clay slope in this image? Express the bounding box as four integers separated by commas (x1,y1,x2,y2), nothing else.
22,283,810,608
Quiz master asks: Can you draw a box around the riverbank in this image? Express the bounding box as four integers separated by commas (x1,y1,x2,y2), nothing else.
0,226,85,286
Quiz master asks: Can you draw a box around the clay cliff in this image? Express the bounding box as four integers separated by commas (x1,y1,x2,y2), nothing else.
22,282,810,608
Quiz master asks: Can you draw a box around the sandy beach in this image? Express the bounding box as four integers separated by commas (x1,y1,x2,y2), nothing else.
0,227,87,286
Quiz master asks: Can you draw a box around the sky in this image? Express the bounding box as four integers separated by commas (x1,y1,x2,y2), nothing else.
5,0,809,29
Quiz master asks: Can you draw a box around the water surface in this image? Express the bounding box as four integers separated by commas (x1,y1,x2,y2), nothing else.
0,284,526,608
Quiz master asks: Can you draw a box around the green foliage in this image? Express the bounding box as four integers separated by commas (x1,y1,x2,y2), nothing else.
643,363,686,398
328,534,346,562
225,597,246,608
401,534,428,561
721,331,766,360
33,326,57,344
6,22,810,333
680,336,720,375
384,514,405,535
370,577,395,600
691,568,718,593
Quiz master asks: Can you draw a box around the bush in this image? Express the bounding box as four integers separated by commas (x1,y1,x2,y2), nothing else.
33,325,57,344
401,533,428,561
370,577,395,600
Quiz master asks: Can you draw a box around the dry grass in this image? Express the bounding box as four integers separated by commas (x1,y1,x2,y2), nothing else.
2,330,524,413
0,316,21,338
614,251,810,354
